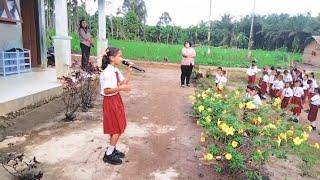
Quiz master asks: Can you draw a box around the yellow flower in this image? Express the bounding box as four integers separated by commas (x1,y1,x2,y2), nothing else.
301,132,309,141
312,143,320,149
231,141,239,148
198,105,205,112
274,97,282,106
222,110,227,114
265,123,277,129
238,129,244,134
189,95,196,100
224,126,235,136
197,94,201,98
204,153,214,161
239,102,245,109
205,116,212,123
225,153,232,160
276,136,282,146
279,133,287,142
246,101,256,110
293,137,303,146
200,136,206,143
196,120,200,126
205,88,211,93
286,130,294,137
307,126,313,132
202,92,208,99
207,108,212,113
257,149,263,155
217,119,222,126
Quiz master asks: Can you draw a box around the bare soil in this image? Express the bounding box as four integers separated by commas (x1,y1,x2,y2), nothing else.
0,65,222,180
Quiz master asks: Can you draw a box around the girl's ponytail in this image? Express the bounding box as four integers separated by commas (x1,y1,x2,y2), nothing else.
101,47,120,70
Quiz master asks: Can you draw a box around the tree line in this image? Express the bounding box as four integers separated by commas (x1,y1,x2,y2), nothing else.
45,0,320,52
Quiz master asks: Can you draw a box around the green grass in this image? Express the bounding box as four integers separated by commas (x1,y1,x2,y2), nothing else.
67,32,302,68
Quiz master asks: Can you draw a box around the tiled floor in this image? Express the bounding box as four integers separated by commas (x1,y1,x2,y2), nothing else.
0,67,60,103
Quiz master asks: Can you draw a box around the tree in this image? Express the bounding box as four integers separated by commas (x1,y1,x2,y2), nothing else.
157,12,172,26
124,11,142,40
121,0,147,23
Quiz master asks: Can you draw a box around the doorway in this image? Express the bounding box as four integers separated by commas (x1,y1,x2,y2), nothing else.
20,0,41,67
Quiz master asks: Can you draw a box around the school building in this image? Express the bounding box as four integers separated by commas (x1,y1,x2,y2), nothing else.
0,0,108,116
303,36,320,67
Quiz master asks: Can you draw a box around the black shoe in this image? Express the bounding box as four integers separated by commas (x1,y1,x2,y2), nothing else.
311,126,317,131
186,84,191,87
114,149,125,158
103,153,122,165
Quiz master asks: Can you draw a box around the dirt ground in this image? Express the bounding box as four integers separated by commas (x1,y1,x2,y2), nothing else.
0,65,220,180
0,64,319,180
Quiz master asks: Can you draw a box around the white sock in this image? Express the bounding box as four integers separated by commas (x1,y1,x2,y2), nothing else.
312,121,317,128
106,145,115,155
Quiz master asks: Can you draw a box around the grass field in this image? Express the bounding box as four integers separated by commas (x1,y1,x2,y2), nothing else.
68,33,302,68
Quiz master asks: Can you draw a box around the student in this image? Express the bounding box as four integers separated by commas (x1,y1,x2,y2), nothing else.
246,61,258,84
259,69,269,98
100,47,132,165
308,88,320,130
291,80,304,121
271,74,284,98
215,67,223,87
308,79,315,100
302,74,310,104
310,72,319,89
281,82,293,109
216,70,227,91
269,69,277,92
248,85,262,107
284,70,293,85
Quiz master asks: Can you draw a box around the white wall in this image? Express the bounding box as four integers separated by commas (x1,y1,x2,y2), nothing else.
0,23,23,51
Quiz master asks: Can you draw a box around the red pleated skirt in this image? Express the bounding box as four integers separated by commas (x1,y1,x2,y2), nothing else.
309,93,315,100
281,97,290,109
260,82,268,95
303,90,309,103
308,104,319,122
291,96,302,116
271,89,281,98
248,75,256,84
103,93,126,134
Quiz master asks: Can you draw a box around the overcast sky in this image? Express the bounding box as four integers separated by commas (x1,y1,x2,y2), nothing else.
86,0,320,28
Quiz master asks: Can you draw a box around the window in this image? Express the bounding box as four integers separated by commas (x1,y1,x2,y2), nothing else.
0,0,22,23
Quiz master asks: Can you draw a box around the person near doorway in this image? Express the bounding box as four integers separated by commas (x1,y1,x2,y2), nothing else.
79,19,92,70
180,41,196,87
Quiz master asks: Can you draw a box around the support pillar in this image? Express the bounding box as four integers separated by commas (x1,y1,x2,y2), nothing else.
97,0,108,68
53,0,72,78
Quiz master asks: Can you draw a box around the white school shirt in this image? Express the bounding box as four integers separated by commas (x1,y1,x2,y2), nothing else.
272,80,284,90
100,65,125,96
269,75,275,84
253,94,262,106
311,78,319,88
217,76,227,85
284,74,293,83
215,74,221,83
262,74,269,83
282,88,293,98
310,94,320,106
292,87,304,98
246,66,258,76
302,80,309,90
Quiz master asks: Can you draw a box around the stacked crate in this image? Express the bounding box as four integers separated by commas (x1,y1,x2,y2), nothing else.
0,49,31,76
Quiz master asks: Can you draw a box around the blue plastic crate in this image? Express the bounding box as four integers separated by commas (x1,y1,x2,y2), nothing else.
0,49,31,76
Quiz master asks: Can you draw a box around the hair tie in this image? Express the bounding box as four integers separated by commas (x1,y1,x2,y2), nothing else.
106,48,110,54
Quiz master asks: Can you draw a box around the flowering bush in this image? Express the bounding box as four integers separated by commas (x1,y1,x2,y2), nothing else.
192,86,319,179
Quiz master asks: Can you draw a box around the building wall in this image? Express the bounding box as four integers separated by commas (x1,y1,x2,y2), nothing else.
303,41,320,66
0,0,23,51
0,23,23,51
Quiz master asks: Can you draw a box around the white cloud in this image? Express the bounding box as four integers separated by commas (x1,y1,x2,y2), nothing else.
85,0,320,28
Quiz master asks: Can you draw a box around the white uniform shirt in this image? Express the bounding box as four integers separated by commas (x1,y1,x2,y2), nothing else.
253,94,262,106
216,76,227,85
311,78,319,88
282,88,293,97
215,74,221,83
272,80,284,90
269,75,275,84
302,80,309,90
246,66,258,76
292,87,304,98
311,94,320,106
262,74,269,83
100,65,125,96
284,74,293,83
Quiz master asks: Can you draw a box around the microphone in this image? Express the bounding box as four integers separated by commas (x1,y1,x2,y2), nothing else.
122,60,145,72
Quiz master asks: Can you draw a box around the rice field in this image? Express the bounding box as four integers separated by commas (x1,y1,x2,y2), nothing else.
69,33,302,68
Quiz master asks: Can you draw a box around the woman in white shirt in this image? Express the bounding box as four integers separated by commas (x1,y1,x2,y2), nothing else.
290,80,304,121
100,47,132,165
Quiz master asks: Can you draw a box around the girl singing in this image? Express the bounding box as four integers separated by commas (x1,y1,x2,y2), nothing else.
100,47,132,165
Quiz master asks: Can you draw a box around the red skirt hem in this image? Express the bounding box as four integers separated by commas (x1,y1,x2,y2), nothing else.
103,93,127,135
281,97,290,109
248,75,256,84
308,104,319,122
291,96,302,115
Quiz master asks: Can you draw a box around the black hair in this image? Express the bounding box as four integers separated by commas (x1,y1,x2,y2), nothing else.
101,47,120,70
284,70,288,74
307,79,313,85
316,88,320,94
218,67,222,70
270,66,275,70
248,85,263,99
79,19,88,33
310,72,315,79
184,40,192,47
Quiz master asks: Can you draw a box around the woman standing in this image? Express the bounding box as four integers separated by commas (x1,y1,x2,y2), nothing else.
79,20,92,69
100,47,132,165
180,41,196,87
